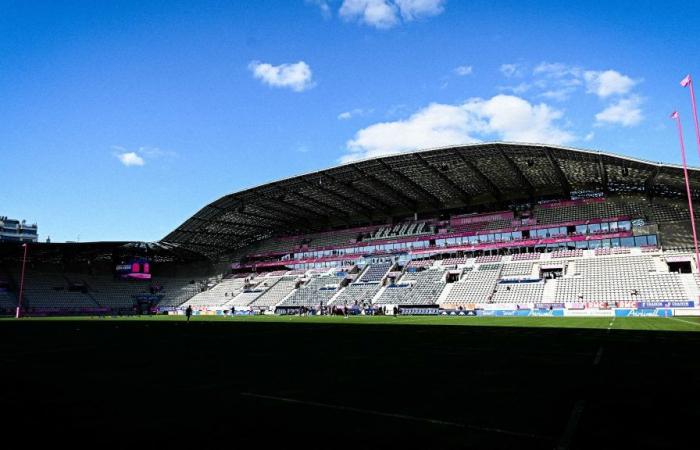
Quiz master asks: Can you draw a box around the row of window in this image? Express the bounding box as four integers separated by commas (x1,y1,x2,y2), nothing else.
281,220,634,261
278,235,657,270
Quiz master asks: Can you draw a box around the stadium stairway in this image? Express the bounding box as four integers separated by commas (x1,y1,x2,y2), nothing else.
681,274,700,302
542,279,558,302
437,282,455,304
370,284,388,304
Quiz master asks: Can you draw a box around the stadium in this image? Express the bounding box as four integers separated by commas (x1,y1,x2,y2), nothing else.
3,142,699,318
2,142,700,448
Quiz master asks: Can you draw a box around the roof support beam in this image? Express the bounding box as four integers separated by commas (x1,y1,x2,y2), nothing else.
597,154,610,194
322,173,394,211
284,189,351,221
452,150,502,201
350,164,417,211
378,159,444,207
233,210,291,226
541,147,571,197
414,154,472,205
260,194,323,223
174,229,252,238
644,165,662,196
298,178,375,220
498,146,536,198
188,216,280,231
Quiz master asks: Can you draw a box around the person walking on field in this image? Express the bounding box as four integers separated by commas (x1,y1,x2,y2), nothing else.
185,305,193,322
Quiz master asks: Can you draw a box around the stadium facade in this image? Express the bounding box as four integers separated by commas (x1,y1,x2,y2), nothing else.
3,142,700,316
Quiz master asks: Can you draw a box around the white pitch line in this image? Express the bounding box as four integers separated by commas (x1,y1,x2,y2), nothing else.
556,399,586,450
670,317,700,327
592,346,604,366
606,316,616,333
240,392,551,441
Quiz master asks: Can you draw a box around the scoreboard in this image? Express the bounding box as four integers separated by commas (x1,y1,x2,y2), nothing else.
115,257,151,280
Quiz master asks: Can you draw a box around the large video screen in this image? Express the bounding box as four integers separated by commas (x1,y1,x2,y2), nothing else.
116,257,151,280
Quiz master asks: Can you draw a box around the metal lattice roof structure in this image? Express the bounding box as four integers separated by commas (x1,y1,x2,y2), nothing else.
161,142,700,258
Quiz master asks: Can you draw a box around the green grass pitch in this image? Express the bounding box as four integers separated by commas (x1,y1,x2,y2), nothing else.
2,314,699,449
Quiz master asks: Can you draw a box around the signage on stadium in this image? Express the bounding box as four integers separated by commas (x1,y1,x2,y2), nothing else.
615,308,674,317
637,301,694,308
563,309,615,317
534,303,565,309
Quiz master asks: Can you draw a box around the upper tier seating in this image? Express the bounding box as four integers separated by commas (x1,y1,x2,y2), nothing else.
475,255,502,264
533,199,642,225
550,249,584,259
406,260,434,269
511,253,541,261
450,219,513,233
500,262,535,277
440,257,469,267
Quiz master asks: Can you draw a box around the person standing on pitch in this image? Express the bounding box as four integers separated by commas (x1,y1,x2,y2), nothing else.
185,305,193,322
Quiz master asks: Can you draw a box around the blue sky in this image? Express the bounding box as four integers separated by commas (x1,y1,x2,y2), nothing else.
2,0,699,243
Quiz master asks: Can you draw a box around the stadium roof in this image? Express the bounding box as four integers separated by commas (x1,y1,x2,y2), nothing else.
161,142,700,258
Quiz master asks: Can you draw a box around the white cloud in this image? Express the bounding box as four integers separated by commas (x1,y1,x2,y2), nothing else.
339,0,399,28
306,0,331,18
112,145,174,167
500,63,524,78
342,95,573,162
539,87,577,102
338,108,371,120
584,132,595,142
594,96,644,127
394,0,445,20
248,60,315,92
584,70,637,98
534,62,582,81
339,0,444,28
116,151,145,167
454,65,473,76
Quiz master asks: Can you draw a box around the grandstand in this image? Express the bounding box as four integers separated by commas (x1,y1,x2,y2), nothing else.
2,142,700,316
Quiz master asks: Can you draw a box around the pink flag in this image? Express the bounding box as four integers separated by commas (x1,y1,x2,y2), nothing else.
681,74,691,87
671,111,679,119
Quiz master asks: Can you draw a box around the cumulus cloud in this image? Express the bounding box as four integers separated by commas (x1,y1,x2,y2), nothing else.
341,95,574,162
116,151,145,167
584,70,637,98
454,65,473,76
339,0,444,28
248,60,315,92
594,96,644,127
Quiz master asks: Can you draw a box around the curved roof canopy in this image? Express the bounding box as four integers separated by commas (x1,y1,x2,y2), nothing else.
162,142,700,258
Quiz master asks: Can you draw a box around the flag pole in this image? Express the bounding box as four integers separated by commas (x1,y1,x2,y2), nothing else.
16,243,28,319
681,75,700,160
671,111,700,272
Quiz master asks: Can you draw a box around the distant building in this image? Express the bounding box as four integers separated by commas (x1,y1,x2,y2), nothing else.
0,216,38,243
